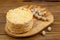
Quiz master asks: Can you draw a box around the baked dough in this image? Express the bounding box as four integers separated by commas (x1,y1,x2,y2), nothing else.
7,7,33,24
6,7,33,33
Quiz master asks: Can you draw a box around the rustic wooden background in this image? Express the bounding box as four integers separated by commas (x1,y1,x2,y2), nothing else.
0,0,60,40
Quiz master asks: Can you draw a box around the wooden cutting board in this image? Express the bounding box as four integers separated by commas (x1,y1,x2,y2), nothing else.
5,5,54,37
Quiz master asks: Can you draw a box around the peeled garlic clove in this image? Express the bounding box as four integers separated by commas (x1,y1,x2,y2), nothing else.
32,11,36,15
34,8,38,12
39,12,45,16
41,31,46,36
37,16,42,19
31,9,34,12
47,26,52,31
41,17,47,21
31,9,38,15
38,11,42,15
34,13,39,17
38,13,43,16
44,17,50,21
47,17,50,21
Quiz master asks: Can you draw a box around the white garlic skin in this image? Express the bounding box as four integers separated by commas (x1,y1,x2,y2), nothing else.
34,13,38,17
47,27,52,31
34,8,38,12
41,31,46,36
41,17,47,21
37,16,42,19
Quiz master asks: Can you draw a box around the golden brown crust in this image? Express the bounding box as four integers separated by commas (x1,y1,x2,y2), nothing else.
6,6,33,34
7,7,33,24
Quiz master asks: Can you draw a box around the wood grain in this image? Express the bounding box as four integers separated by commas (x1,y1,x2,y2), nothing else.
0,2,60,40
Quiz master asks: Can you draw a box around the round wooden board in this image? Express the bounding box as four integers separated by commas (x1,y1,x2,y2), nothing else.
5,11,54,37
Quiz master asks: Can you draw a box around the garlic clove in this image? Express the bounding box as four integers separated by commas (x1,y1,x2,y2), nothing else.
41,17,47,21
38,12,45,16
41,31,46,36
34,8,38,12
34,13,39,18
37,16,42,19
47,26,52,31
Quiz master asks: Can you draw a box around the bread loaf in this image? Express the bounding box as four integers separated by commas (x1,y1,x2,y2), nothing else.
6,7,33,34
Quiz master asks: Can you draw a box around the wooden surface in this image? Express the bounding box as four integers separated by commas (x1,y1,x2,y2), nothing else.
5,11,54,37
0,2,60,40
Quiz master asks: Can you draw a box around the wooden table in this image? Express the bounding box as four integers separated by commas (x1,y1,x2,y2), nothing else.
0,2,60,40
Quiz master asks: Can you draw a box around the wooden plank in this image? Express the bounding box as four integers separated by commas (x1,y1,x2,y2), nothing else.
0,12,59,22
52,12,60,21
46,6,60,12
0,2,59,39
0,2,60,6
0,3,60,13
0,33,60,40
0,12,60,22
0,6,60,13
0,12,59,35
5,11,54,37
0,21,60,35
0,22,6,34
0,13,6,22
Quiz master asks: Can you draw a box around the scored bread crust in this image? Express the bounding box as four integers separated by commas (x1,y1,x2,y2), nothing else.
6,6,33,34
6,7,33,24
